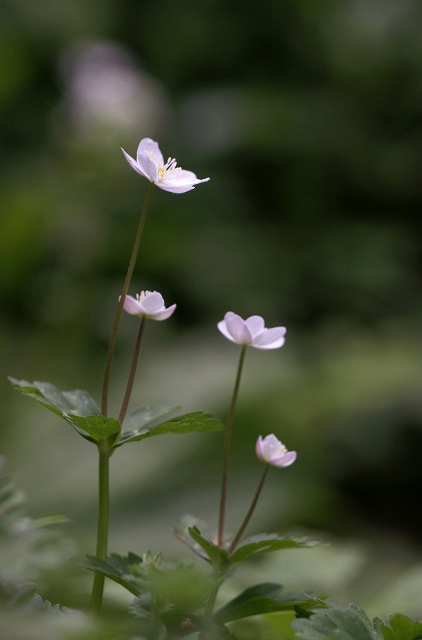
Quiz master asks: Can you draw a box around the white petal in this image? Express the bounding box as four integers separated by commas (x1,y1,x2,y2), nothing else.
137,154,159,183
137,138,164,168
121,148,150,179
271,451,297,467
224,312,252,345
252,327,286,349
122,295,143,315
245,315,265,338
217,320,237,343
140,292,165,315
163,171,210,186
260,434,282,459
155,183,196,194
153,303,177,321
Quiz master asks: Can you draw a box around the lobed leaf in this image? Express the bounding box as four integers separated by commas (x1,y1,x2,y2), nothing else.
118,405,180,445
229,533,319,565
68,414,120,448
292,603,382,640
117,410,224,444
214,583,322,624
188,527,230,572
8,377,107,444
381,614,422,640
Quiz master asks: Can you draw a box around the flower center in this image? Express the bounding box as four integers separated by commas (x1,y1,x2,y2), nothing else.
157,157,182,181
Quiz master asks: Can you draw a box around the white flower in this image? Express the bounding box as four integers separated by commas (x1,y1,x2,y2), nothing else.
217,312,286,349
121,291,176,320
121,137,210,193
256,435,297,467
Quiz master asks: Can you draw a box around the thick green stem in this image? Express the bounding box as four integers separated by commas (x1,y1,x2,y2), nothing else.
101,182,155,418
90,447,111,615
228,465,269,555
217,345,247,547
118,316,147,425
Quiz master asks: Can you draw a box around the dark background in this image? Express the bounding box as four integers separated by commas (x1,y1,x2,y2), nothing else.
1,0,422,618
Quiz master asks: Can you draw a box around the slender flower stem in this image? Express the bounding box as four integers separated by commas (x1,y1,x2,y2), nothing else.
101,182,155,418
228,465,269,555
90,447,111,615
118,317,147,425
217,344,247,547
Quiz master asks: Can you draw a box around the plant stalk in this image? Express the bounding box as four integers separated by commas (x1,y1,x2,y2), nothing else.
217,344,247,547
90,447,111,615
228,465,269,555
101,182,155,418
118,316,147,425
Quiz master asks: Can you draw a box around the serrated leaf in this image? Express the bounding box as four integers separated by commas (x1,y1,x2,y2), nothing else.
68,415,120,447
8,377,105,444
229,534,318,565
381,614,422,640
214,583,321,624
292,603,382,640
9,377,100,416
118,411,224,444
118,405,179,445
77,554,142,597
188,527,230,572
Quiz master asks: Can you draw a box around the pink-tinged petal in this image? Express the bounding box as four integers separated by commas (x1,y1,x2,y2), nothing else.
153,303,177,320
256,434,296,468
259,433,281,458
137,138,164,167
224,312,253,345
217,319,238,343
122,295,143,315
255,435,265,460
121,148,150,179
270,451,297,467
252,327,286,349
245,315,265,338
140,292,165,315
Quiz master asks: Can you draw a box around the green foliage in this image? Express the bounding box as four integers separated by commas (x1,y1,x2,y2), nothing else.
185,525,318,573
292,603,383,640
9,378,223,450
8,377,110,445
0,457,73,609
117,409,224,445
214,583,323,624
380,614,422,640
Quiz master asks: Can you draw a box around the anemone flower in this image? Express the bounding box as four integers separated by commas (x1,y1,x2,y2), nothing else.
217,312,286,349
256,434,297,467
122,291,176,320
122,137,210,193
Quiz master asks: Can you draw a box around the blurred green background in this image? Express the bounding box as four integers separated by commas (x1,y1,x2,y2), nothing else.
1,0,422,621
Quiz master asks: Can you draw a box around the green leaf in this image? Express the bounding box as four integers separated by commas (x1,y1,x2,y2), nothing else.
68,414,120,447
8,377,100,416
184,616,234,640
292,603,382,640
188,526,230,572
381,614,422,640
214,583,321,624
117,410,224,444
118,405,180,445
229,534,319,565
8,377,108,444
75,554,143,597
